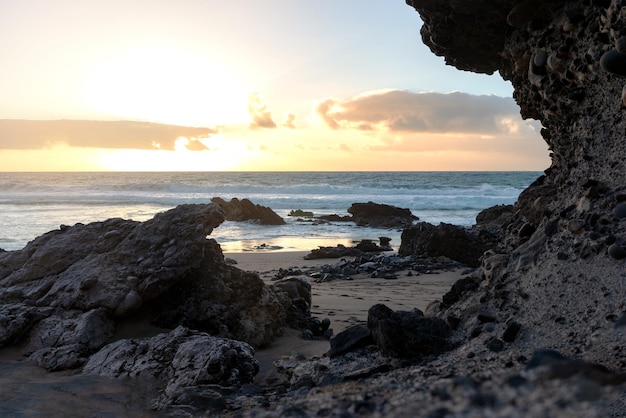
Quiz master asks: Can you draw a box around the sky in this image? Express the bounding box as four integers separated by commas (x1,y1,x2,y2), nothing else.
0,0,550,172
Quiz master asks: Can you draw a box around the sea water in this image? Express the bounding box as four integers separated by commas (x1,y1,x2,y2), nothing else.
0,171,541,252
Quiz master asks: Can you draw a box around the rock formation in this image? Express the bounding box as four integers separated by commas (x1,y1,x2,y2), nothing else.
228,1,626,416
404,0,626,367
211,197,286,225
348,201,418,228
399,221,498,267
0,204,300,374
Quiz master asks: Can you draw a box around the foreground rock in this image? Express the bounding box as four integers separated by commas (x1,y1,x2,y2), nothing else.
211,197,286,225
0,204,299,373
83,326,258,410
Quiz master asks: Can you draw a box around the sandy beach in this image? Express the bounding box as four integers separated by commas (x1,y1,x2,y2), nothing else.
226,250,464,386
0,249,463,415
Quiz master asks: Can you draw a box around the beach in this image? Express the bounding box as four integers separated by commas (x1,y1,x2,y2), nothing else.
0,249,464,415
226,250,464,387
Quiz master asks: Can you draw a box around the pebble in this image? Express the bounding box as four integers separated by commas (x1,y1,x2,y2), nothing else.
477,310,497,323
485,337,504,352
612,202,626,219
607,243,626,259
600,49,626,76
503,321,522,342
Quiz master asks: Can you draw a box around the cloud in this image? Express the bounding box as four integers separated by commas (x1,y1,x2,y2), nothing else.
248,93,276,129
283,113,297,128
315,90,538,137
0,120,217,150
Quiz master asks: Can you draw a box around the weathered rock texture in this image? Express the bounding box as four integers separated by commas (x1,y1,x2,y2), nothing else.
348,201,418,228
399,221,498,267
211,197,286,225
0,204,295,372
232,1,626,416
404,0,626,370
83,326,258,410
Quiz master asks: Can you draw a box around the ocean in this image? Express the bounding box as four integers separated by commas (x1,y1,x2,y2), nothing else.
0,171,541,252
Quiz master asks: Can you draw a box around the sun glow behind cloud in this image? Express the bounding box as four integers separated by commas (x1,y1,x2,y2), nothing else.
97,134,256,171
84,46,249,126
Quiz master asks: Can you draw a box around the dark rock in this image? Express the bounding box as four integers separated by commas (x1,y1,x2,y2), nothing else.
441,276,480,306
83,326,259,410
475,205,514,229
612,202,626,219
477,310,497,323
526,349,626,385
367,304,450,358
303,245,363,260
485,337,505,352
348,202,418,228
399,222,496,267
600,49,626,77
502,321,522,343
0,204,297,370
327,324,373,357
210,197,285,225
318,214,352,222
607,243,626,259
518,222,536,238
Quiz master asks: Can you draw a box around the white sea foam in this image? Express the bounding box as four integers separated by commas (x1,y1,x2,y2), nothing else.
0,171,541,251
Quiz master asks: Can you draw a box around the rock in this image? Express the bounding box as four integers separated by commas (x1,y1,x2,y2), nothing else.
485,337,505,352
399,222,496,267
303,245,363,259
612,202,626,219
0,204,297,371
367,304,451,358
607,243,626,260
502,321,522,343
83,326,259,410
441,276,480,306
348,202,418,228
526,349,626,385
600,49,626,77
210,197,285,225
475,205,514,229
327,324,373,357
24,308,114,371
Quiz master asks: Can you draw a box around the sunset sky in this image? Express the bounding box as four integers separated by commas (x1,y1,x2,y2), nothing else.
0,1,550,172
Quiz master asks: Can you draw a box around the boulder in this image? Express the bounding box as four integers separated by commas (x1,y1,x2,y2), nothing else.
367,304,451,359
399,222,497,267
348,202,418,228
0,203,296,371
83,326,258,410
211,197,285,225
327,324,373,357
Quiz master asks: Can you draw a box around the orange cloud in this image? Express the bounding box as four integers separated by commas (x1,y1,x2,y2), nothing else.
283,113,297,128
0,120,217,151
248,93,276,129
316,90,539,137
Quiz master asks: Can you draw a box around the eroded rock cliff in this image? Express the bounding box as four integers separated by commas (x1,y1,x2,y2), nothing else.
233,2,626,416
410,0,626,366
